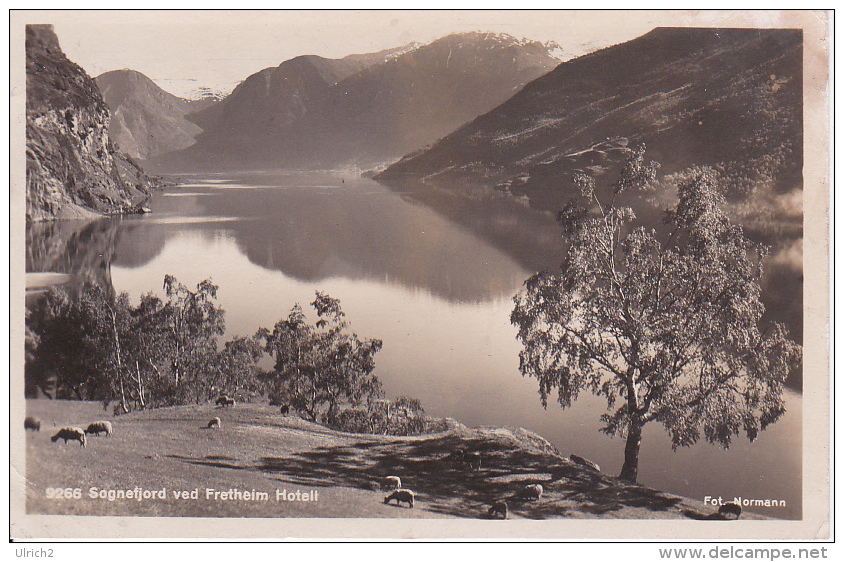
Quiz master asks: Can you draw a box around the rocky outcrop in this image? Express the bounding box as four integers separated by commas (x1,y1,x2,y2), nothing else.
26,24,155,222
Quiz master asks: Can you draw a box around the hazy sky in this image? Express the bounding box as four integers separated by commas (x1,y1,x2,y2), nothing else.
39,10,792,97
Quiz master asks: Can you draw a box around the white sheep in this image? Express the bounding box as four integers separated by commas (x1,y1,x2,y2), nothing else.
24,416,41,431
521,483,543,500
207,417,221,429
85,420,113,436
384,488,414,508
384,476,401,490
51,427,86,447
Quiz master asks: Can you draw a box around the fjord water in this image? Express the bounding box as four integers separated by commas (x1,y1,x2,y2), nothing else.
31,172,802,518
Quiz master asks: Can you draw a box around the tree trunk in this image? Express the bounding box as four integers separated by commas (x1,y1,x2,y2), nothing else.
110,307,129,413
619,418,644,482
135,360,146,408
119,379,129,414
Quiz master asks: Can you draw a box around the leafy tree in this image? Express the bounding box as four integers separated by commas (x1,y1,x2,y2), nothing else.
77,286,136,412
160,275,226,403
120,292,173,410
511,147,801,482
328,395,432,436
37,285,160,412
393,396,424,416
212,334,266,397
25,286,93,399
26,275,262,411
261,292,383,422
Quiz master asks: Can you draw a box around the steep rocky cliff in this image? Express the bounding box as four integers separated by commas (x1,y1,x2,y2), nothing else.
26,24,155,222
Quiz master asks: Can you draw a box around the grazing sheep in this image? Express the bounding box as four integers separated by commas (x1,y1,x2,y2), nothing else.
207,417,221,429
280,404,290,415
488,500,508,519
569,454,601,472
718,502,742,520
216,395,235,407
384,476,402,490
464,452,482,471
84,420,113,436
24,416,41,432
51,427,86,447
521,484,543,500
446,448,465,463
384,488,414,508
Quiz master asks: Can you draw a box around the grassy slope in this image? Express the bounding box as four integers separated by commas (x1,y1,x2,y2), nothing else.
23,400,764,520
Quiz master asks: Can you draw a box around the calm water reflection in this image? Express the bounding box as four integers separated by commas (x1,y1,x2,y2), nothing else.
29,172,803,518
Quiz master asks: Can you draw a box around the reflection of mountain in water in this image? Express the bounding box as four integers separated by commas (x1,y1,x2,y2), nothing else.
26,219,120,297
29,173,801,390
386,177,803,390
109,175,561,304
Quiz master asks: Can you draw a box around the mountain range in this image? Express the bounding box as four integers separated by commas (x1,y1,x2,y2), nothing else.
376,27,802,232
148,32,563,172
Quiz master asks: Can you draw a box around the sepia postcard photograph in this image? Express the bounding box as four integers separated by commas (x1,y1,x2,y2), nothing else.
9,9,831,541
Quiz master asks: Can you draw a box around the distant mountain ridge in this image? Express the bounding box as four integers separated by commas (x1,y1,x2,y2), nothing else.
376,27,802,227
96,69,205,159
375,27,804,358
151,80,237,103
25,24,155,222
149,32,563,172
182,54,375,135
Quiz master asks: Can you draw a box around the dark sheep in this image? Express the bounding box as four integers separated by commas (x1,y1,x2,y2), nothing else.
718,502,742,520
488,500,508,519
216,395,235,407
51,427,86,447
446,448,465,464
24,416,41,431
464,452,482,471
280,404,290,415
384,489,415,508
85,420,113,436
